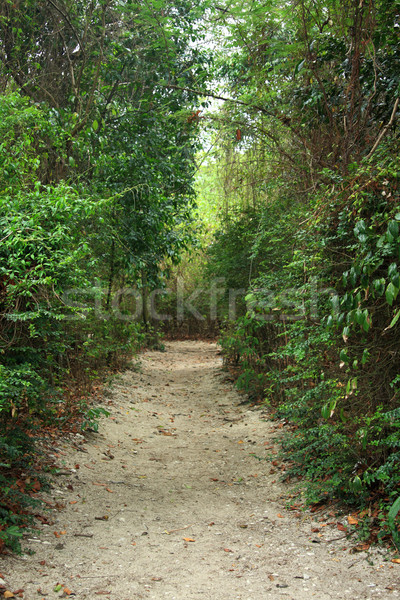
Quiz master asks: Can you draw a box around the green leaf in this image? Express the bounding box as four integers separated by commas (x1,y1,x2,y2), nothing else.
376,234,386,248
321,399,336,419
355,309,363,325
351,475,363,492
346,377,357,395
361,310,370,332
349,267,358,286
354,220,367,241
388,220,399,239
361,349,370,365
294,59,305,75
387,309,400,330
373,278,386,296
388,496,400,523
388,263,398,278
92,119,99,131
386,282,399,306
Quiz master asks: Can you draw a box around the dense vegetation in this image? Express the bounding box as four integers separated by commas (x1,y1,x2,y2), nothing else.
199,0,400,550
0,0,209,551
1,0,400,553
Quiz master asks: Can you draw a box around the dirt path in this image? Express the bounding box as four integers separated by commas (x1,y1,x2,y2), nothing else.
2,341,399,599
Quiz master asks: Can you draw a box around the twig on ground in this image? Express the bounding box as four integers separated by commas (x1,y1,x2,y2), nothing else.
162,524,195,535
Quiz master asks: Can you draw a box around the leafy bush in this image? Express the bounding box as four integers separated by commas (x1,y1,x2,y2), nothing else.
0,91,146,551
214,140,400,546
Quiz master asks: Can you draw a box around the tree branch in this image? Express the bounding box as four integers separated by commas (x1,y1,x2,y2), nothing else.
366,97,399,159
160,82,283,121
46,0,84,55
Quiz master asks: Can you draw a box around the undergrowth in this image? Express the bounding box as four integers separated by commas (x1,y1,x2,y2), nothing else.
216,148,400,552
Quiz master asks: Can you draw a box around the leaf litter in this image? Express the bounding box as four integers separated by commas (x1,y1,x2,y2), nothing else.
0,341,396,599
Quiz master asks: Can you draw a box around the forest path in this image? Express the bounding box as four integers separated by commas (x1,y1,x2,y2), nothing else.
3,341,397,599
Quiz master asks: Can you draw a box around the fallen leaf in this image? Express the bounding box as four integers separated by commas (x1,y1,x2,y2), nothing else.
105,488,114,493
36,514,50,524
311,528,320,533
69,501,78,505
352,543,370,552
63,588,72,596
337,523,348,532
277,514,284,519
268,575,275,581
391,558,400,564
3,592,14,599
32,480,41,492
224,548,233,552
347,515,358,526
183,538,195,542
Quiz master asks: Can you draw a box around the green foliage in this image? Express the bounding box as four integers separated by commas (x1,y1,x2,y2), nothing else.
203,0,400,548
0,525,24,554
81,406,111,433
0,0,210,549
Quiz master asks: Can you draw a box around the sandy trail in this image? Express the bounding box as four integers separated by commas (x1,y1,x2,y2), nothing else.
2,341,399,599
